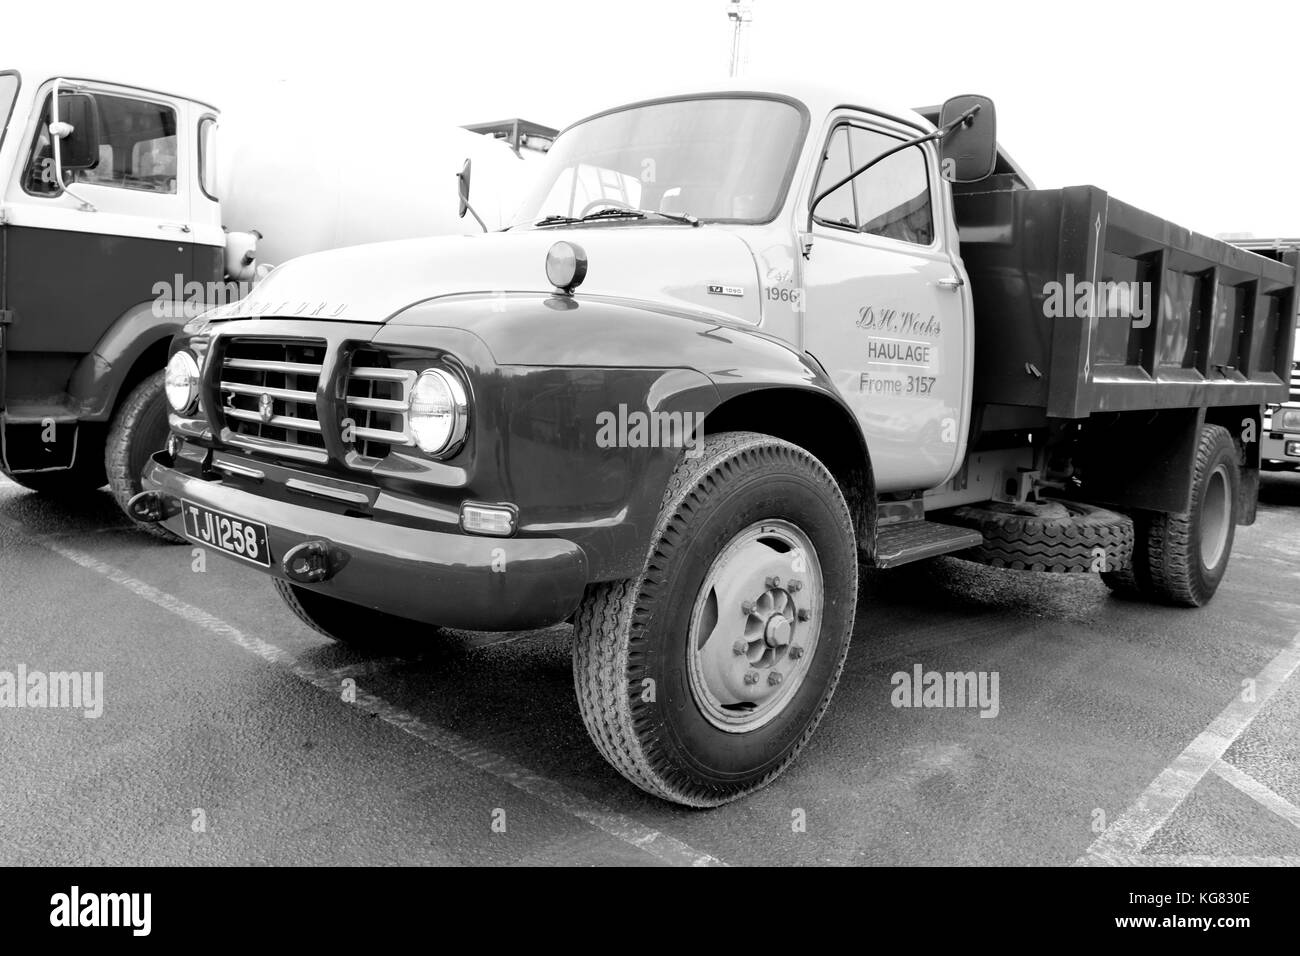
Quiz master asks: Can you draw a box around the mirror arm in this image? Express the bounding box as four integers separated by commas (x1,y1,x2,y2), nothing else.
457,174,487,233
48,79,97,213
805,103,982,233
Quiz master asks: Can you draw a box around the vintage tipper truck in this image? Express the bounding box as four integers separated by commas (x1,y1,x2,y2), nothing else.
134,83,1297,806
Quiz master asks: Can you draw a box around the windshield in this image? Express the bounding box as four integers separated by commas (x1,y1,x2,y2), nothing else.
0,73,18,145
508,96,806,228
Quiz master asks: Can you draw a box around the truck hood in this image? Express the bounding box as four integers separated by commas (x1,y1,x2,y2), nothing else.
209,226,763,326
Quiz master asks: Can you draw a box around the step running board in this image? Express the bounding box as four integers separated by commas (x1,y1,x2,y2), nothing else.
870,519,984,569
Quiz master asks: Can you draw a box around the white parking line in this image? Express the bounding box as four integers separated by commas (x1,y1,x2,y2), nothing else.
1078,633,1300,865
2,517,726,868
1078,853,1300,867
1211,761,1300,830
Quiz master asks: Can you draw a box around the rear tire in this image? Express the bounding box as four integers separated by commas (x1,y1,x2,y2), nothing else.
1136,424,1239,607
571,431,858,807
106,371,182,542
273,579,447,649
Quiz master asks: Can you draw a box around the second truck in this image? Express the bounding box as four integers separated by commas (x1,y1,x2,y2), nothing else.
0,63,528,533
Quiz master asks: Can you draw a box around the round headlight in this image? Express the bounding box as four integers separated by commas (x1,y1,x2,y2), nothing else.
165,351,200,414
408,368,468,456
545,241,588,295
1278,407,1300,432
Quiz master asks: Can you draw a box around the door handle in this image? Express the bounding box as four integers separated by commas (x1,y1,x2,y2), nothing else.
937,275,964,291
159,223,192,233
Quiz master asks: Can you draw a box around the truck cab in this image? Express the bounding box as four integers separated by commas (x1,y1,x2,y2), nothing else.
0,65,223,532
137,81,1296,806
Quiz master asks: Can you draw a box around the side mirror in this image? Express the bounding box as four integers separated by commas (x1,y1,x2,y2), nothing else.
51,92,103,173
457,158,472,219
938,94,996,184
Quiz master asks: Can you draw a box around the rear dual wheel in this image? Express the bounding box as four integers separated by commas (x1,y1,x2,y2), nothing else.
1101,424,1240,607
572,432,858,807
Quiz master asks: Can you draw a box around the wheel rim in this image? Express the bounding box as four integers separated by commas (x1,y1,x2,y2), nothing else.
686,520,824,733
1200,464,1231,570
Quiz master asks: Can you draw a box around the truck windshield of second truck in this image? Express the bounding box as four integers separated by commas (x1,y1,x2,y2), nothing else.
509,96,804,228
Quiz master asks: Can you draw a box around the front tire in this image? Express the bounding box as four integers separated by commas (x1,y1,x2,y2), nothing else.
106,371,182,541
572,431,859,807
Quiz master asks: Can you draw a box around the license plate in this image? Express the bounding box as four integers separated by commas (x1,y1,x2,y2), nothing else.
181,499,271,567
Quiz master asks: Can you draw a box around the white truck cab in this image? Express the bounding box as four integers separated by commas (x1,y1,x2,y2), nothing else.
0,65,226,529
0,64,532,532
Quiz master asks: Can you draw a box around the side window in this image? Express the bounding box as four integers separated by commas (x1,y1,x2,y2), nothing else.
812,126,856,228
24,92,178,197
198,115,218,199
848,128,933,245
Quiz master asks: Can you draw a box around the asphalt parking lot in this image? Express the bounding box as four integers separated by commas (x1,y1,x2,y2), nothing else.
2,472,1298,867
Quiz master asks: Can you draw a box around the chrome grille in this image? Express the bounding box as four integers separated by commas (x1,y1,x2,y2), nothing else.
345,351,416,461
1291,360,1299,403
218,338,328,464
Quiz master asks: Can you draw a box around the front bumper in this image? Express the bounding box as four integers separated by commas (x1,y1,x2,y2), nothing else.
141,455,590,631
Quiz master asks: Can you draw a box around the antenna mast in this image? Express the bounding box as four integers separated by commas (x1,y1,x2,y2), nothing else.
727,1,754,78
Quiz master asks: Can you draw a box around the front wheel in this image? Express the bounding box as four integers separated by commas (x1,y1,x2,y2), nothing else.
106,371,182,541
572,431,859,807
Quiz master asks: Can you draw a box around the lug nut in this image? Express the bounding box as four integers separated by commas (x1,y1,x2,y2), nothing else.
742,601,756,615
743,672,759,686
797,609,811,622
789,645,804,660
768,671,783,686
766,576,781,589
789,580,803,592
732,640,747,655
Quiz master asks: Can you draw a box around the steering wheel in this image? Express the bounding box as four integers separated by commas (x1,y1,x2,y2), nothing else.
580,198,636,217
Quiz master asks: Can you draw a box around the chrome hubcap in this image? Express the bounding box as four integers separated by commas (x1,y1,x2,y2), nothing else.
687,520,824,732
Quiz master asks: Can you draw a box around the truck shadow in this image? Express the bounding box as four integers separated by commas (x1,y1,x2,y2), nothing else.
0,481,130,535
0,480,188,548
283,552,1114,815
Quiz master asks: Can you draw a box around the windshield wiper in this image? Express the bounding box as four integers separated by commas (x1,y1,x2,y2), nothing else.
579,207,701,227
532,214,583,227
528,208,702,229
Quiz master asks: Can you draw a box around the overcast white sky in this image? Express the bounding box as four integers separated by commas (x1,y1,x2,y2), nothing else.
6,0,1298,237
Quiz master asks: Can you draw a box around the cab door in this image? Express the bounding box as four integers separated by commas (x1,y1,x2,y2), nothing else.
800,114,971,493
1,80,199,360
